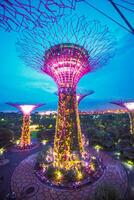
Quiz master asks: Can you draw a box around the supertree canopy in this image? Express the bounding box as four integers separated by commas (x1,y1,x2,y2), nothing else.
17,16,115,170
7,103,44,148
77,90,94,105
0,0,82,32
111,101,134,136
17,16,116,72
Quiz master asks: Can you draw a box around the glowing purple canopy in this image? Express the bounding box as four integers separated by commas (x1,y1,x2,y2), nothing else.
0,0,82,32
7,103,45,114
111,101,134,112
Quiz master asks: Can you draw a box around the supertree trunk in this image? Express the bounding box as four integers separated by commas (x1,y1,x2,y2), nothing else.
129,112,134,136
54,88,83,169
20,114,31,147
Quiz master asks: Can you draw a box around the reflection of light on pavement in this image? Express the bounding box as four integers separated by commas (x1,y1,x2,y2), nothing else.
114,152,120,156
42,140,48,145
0,147,5,155
94,145,103,152
114,152,121,159
122,161,134,170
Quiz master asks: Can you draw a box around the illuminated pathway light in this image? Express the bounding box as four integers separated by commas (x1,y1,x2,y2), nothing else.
17,16,115,170
7,103,44,148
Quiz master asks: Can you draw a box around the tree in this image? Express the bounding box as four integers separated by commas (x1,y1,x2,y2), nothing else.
0,127,13,148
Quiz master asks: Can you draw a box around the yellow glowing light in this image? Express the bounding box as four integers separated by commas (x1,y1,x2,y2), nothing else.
20,114,31,147
53,91,84,169
0,147,5,155
48,124,53,129
91,156,96,160
90,163,95,171
127,160,134,166
30,124,39,131
94,145,103,151
16,140,20,145
55,170,63,181
76,171,83,181
123,160,134,170
41,139,48,145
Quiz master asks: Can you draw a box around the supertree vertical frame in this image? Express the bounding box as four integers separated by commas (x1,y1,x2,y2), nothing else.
55,90,94,105
111,101,134,136
76,90,94,150
0,0,82,32
55,89,94,156
7,103,44,148
17,16,116,169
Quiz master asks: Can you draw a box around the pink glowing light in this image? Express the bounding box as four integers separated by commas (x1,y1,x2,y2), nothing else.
124,102,134,111
7,103,45,113
111,101,134,112
19,105,36,114
77,95,81,102
44,44,91,88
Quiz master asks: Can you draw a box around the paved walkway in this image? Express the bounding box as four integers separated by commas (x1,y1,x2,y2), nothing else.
0,143,43,199
11,148,128,200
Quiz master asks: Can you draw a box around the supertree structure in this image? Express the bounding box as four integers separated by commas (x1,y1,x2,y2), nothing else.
111,101,134,136
7,103,44,148
55,90,94,152
17,16,115,170
55,90,94,105
77,90,94,105
0,0,82,32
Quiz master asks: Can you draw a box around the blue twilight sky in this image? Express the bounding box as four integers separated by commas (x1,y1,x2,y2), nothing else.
0,0,134,112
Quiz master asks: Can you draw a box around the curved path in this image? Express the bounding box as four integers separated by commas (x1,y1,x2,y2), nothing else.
11,149,128,200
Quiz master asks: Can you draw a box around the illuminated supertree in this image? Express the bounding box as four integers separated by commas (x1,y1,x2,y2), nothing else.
7,103,44,148
0,0,82,32
111,101,134,136
77,90,94,105
17,16,115,170
55,90,94,105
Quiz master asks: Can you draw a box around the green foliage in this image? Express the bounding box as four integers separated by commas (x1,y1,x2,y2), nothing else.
36,144,52,165
45,165,56,180
0,127,13,148
64,169,77,182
